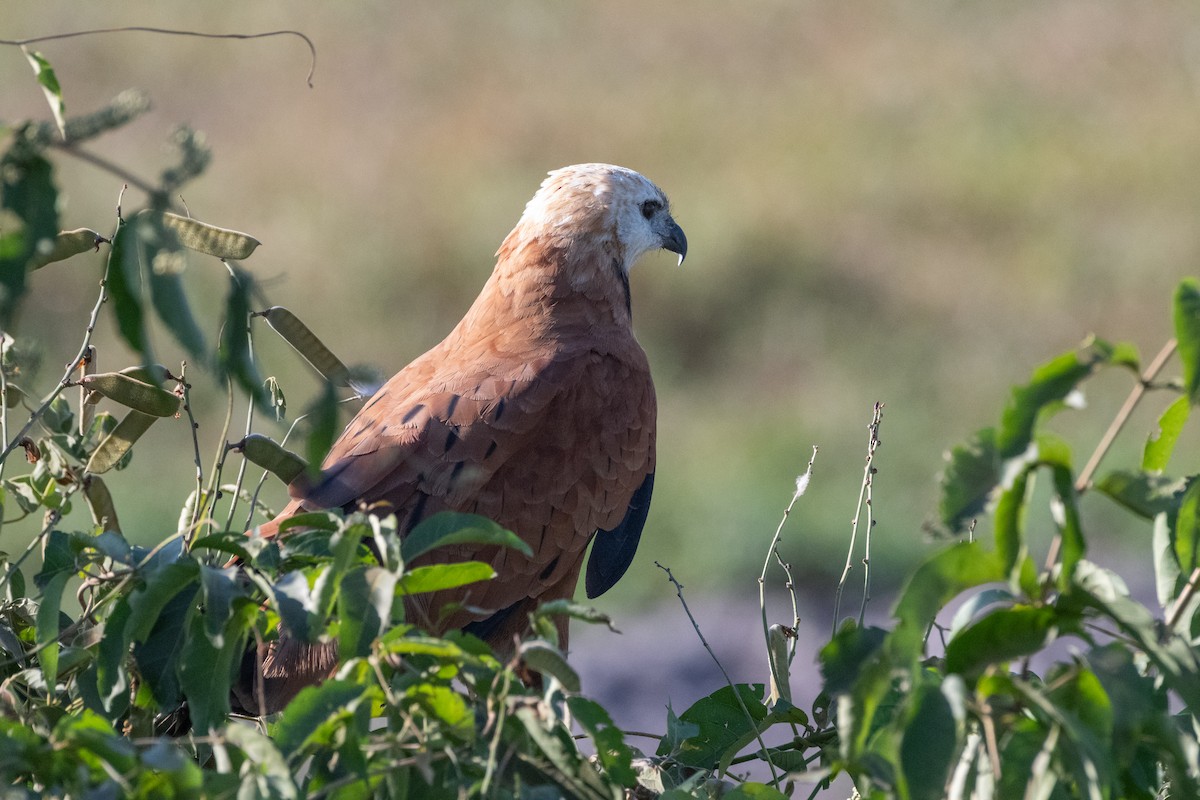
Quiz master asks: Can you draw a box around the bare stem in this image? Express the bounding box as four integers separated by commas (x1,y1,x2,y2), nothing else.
1076,338,1177,494
1166,566,1200,630
0,27,317,87
759,446,817,699
1044,339,1177,571
222,321,258,532
657,561,781,785
51,143,160,199
859,403,885,626
0,334,9,543
0,253,111,465
832,403,885,635
179,363,206,544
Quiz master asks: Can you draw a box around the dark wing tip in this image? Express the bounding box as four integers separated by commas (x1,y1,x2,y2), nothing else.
585,471,654,598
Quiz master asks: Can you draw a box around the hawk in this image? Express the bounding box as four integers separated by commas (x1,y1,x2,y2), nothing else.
235,163,685,714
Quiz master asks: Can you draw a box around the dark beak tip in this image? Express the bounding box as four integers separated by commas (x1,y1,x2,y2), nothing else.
663,221,688,265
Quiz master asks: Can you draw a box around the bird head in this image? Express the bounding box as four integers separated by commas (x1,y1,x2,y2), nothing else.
517,163,687,272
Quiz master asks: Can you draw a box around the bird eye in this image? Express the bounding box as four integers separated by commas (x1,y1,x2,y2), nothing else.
640,199,662,220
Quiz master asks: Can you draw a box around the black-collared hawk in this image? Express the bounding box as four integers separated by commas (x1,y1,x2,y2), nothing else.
234,164,686,714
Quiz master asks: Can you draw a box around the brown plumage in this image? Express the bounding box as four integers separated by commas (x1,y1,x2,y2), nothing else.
233,164,685,714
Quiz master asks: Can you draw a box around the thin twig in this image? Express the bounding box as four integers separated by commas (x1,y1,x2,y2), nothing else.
0,334,8,544
657,561,781,785
196,375,237,532
0,27,317,87
174,363,209,547
980,699,1002,781
1075,339,1176,493
242,413,305,530
1166,566,1200,630
859,403,884,625
51,143,160,199
481,668,514,796
758,446,817,702
726,727,837,766
0,244,112,464
1044,339,1176,570
222,346,257,532
832,403,884,635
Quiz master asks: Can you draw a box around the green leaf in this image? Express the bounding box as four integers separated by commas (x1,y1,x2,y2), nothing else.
179,601,255,733
401,511,533,562
531,598,620,633
53,709,137,773
944,605,1059,677
1048,459,1085,589
313,525,367,620
1143,395,1190,472
1152,512,1181,612
270,570,317,643
818,622,887,695
1094,470,1193,520
93,596,132,717
337,565,396,660
1046,665,1113,746
1175,278,1200,403
519,640,581,692
655,684,767,768
996,347,1103,459
1073,561,1200,713
149,269,207,362
223,723,299,800
274,679,369,757
35,529,74,588
568,696,636,786
23,49,66,137
1174,480,1200,578
132,581,198,707
514,704,588,788
937,427,1000,535
993,462,1029,577
378,629,471,661
218,267,267,407
890,542,1006,662
0,152,57,325
106,217,152,366
304,379,339,481
278,510,342,533
900,680,958,800
36,570,69,689
198,565,241,645
410,684,473,740
949,587,1014,639
124,561,199,643
658,700,700,757
190,532,252,563
395,561,495,595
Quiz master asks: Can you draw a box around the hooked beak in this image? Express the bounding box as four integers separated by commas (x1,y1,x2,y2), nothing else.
661,217,688,266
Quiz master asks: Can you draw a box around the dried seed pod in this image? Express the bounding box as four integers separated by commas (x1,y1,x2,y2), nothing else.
3,384,26,408
29,228,107,270
236,433,307,485
117,363,174,386
81,372,179,417
159,212,260,260
85,410,157,474
83,475,121,533
261,306,352,387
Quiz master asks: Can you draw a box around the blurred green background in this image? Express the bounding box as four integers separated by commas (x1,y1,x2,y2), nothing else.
4,2,1199,633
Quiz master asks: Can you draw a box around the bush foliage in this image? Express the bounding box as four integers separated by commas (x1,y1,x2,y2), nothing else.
4,48,1200,800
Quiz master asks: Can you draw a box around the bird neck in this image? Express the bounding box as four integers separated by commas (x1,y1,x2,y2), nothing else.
487,230,635,335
